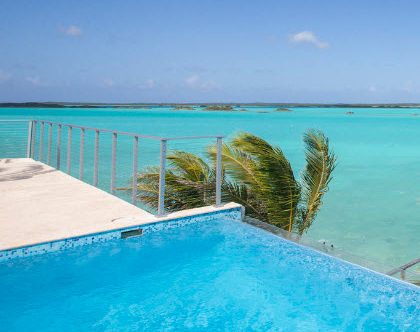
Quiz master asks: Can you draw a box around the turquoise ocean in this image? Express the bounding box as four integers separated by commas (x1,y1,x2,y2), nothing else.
1,106,419,271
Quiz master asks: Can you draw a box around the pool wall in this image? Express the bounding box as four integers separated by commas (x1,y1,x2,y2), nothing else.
263,225,420,294
0,206,243,261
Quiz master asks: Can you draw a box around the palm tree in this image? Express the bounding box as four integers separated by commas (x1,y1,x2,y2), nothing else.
136,129,336,234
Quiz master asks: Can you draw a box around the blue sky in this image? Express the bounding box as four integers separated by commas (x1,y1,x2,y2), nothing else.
1,0,419,103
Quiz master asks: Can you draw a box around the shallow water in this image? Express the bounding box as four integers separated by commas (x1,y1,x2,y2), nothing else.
0,218,418,331
0,106,419,269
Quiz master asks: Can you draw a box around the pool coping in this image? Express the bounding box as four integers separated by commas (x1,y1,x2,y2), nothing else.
0,204,244,261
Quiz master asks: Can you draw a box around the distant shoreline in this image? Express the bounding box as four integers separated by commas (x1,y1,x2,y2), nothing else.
1,102,420,109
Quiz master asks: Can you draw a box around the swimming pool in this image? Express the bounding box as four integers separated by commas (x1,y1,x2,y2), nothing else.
0,217,418,331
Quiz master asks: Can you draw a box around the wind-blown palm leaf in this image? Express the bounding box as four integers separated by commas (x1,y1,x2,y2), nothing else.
135,130,336,235
167,151,212,184
208,143,267,219
222,181,267,221
137,167,198,211
230,133,301,230
297,129,337,234
136,151,216,212
208,143,260,186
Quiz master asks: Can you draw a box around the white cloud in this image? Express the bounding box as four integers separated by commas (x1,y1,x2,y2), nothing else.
102,79,158,89
185,74,200,87
25,76,42,86
185,75,218,91
199,80,218,91
103,78,115,87
64,25,82,37
138,79,156,89
368,85,377,92
0,70,11,83
402,81,414,93
289,31,329,49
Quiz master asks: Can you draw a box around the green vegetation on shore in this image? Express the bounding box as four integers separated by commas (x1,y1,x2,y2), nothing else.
203,105,234,111
173,105,195,110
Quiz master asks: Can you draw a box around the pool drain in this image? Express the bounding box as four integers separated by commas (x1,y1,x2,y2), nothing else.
121,228,143,239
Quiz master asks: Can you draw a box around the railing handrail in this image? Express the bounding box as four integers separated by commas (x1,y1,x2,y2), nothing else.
0,119,33,122
1,119,225,217
35,120,225,141
387,258,420,279
164,135,224,140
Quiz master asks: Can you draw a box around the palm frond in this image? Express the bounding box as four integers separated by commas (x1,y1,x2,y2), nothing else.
222,181,267,221
135,130,335,235
136,151,215,212
231,133,301,230
167,151,212,183
297,129,337,234
208,143,259,186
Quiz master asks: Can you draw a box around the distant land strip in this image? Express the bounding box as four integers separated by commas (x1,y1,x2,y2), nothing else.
1,102,420,109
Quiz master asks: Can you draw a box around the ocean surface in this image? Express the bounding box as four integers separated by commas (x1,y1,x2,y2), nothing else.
1,106,419,271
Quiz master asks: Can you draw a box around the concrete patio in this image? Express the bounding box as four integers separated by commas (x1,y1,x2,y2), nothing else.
0,158,237,251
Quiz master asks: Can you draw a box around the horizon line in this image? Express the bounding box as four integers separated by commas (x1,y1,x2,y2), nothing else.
2,101,420,106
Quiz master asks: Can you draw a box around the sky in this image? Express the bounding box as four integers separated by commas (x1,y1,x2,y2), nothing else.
1,0,420,103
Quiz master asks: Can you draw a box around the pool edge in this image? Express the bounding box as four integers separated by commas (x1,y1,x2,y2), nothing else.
0,205,243,261
241,218,420,292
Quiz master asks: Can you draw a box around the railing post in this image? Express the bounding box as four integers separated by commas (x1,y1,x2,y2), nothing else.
67,126,72,174
39,121,44,161
157,139,167,216
110,132,117,194
93,130,99,186
215,137,223,206
132,136,139,204
79,128,85,180
47,123,52,164
26,120,34,158
56,124,62,169
31,120,37,159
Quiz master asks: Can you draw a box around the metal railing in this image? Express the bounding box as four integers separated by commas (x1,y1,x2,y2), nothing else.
0,120,33,158
2,119,224,216
387,258,420,281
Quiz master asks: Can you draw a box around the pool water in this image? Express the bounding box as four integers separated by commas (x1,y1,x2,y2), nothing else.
1,218,418,331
